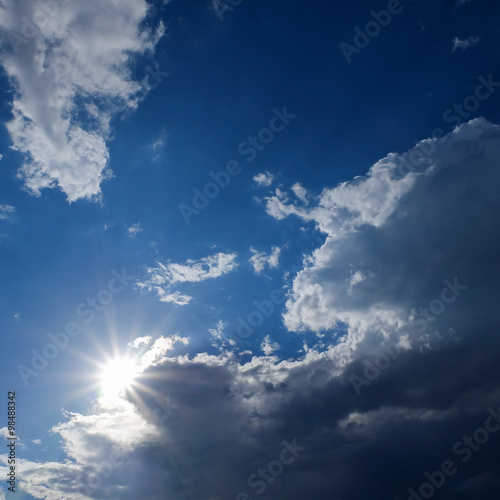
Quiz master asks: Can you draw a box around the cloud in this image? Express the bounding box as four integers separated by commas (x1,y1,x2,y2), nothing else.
253,171,274,187
150,128,168,151
5,120,500,500
264,118,500,357
249,246,282,274
452,36,480,52
129,336,152,348
261,335,280,355
291,182,308,203
137,334,189,370
137,252,238,305
127,223,143,238
0,0,164,202
0,205,15,222
5,307,500,500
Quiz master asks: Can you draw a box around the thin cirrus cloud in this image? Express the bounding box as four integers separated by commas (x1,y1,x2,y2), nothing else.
0,0,164,202
137,252,238,305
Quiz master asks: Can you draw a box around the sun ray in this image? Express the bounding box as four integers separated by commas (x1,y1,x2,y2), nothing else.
99,356,139,400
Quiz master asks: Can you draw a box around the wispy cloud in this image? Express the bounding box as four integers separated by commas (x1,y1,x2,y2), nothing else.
127,223,143,238
0,205,15,222
150,128,168,151
452,35,480,52
137,252,238,305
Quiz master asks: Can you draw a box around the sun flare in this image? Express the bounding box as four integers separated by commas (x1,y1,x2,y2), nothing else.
100,357,139,399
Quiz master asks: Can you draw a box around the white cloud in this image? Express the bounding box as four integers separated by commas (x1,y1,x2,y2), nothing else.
127,223,143,238
128,336,152,348
291,182,308,203
150,128,168,151
265,152,418,236
264,118,500,352
0,0,164,202
209,320,236,351
253,171,274,187
249,246,281,274
138,334,189,370
261,335,280,355
137,252,238,305
0,205,15,221
452,36,480,52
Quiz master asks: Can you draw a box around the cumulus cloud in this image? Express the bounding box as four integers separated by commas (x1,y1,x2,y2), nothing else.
0,0,164,202
253,171,274,187
249,246,281,274
137,334,189,370
261,335,280,355
452,35,480,52
10,327,500,499
265,118,500,359
137,252,238,305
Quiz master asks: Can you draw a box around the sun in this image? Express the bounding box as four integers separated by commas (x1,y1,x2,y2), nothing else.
99,356,139,400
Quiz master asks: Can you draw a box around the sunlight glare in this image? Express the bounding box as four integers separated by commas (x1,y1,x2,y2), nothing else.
100,357,138,399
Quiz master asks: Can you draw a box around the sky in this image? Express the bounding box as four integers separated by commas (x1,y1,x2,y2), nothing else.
0,0,500,498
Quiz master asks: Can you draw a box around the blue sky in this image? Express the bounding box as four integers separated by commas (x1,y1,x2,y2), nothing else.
1,0,500,498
